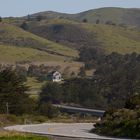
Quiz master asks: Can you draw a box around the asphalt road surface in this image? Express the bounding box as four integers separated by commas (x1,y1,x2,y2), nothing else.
5,123,133,140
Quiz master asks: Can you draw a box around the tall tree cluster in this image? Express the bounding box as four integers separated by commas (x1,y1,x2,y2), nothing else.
0,69,35,115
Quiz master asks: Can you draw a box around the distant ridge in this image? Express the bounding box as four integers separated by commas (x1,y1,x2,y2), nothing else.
29,7,140,29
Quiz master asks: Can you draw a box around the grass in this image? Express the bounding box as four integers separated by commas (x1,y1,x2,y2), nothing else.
0,44,67,63
0,132,48,140
82,23,140,54
0,23,78,58
26,77,45,90
0,114,48,127
25,77,45,99
29,19,140,54
76,7,125,23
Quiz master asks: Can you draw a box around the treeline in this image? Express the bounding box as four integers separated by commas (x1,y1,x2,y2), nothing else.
40,79,106,109
40,52,140,109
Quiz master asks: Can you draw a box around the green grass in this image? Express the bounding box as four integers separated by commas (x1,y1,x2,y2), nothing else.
0,132,48,140
0,23,78,58
82,23,140,54
26,77,45,90
0,44,68,63
37,19,140,54
25,77,45,99
1,16,140,63
75,8,125,23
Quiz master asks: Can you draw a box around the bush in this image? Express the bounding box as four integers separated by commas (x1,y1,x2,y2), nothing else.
93,95,140,139
39,102,59,118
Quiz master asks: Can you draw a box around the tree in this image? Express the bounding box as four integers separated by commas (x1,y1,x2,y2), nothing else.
27,14,31,21
39,102,59,118
0,69,35,115
40,82,63,104
96,19,100,24
20,22,29,30
0,17,2,22
125,94,140,109
93,94,140,139
105,20,116,26
82,18,88,23
36,15,43,21
78,67,86,77
0,69,27,94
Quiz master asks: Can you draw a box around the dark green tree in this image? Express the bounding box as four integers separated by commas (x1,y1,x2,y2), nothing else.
78,67,86,77
20,22,29,30
0,17,2,22
27,14,31,21
96,19,100,24
36,15,43,21
40,82,63,104
0,69,35,115
93,94,140,139
39,102,59,118
82,18,88,23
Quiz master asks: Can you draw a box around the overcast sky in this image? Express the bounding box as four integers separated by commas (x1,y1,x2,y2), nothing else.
0,0,140,17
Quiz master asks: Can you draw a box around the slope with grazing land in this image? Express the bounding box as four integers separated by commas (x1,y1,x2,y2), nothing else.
0,7,140,76
28,20,98,50
0,44,68,63
0,23,78,62
27,19,140,54
73,7,140,29
82,23,140,54
2,7,140,56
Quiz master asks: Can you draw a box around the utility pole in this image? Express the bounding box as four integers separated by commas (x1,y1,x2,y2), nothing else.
6,102,9,115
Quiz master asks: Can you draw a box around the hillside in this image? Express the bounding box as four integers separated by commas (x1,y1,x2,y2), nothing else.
27,19,140,54
1,7,140,63
0,23,78,63
74,7,140,28
0,44,68,63
29,7,140,29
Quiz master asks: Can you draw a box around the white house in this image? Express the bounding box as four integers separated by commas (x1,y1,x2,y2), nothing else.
48,71,62,82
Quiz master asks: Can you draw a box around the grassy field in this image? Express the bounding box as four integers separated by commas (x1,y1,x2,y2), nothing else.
25,77,45,99
0,132,48,140
27,19,140,54
0,44,69,63
82,23,140,54
0,23,78,59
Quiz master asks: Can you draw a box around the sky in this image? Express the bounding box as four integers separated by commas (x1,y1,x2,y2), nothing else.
0,0,140,17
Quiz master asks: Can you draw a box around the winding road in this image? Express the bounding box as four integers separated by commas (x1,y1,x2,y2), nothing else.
5,123,134,140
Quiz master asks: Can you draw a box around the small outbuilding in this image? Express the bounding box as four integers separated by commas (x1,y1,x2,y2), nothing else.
47,71,62,82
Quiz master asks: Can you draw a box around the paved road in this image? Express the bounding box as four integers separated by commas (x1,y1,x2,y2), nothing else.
5,123,134,140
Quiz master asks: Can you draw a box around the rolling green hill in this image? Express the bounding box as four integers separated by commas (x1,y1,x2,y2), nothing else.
0,44,68,63
1,7,140,63
74,7,140,28
27,19,140,54
0,23,78,63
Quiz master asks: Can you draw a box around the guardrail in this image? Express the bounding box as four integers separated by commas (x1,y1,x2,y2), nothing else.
53,104,105,117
